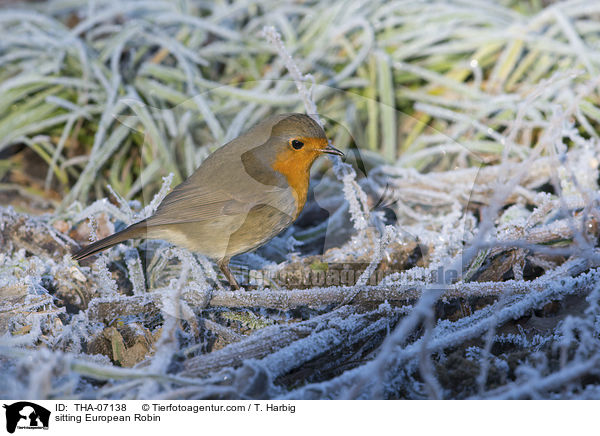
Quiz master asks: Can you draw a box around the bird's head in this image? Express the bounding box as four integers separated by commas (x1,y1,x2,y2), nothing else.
241,113,344,214
267,113,343,177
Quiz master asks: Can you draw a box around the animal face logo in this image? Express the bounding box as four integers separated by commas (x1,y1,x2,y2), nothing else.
2,402,50,434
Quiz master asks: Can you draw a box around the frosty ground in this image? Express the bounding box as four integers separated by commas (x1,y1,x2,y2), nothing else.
2,0,600,399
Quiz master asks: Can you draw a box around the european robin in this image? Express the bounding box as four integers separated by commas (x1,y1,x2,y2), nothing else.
72,113,343,289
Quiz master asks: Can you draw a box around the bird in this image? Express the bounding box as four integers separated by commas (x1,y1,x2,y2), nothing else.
72,113,344,289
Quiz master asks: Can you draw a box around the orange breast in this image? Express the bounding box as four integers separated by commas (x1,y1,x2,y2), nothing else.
272,140,327,218
272,152,311,219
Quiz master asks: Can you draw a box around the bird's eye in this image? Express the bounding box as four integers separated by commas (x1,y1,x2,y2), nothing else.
291,139,304,150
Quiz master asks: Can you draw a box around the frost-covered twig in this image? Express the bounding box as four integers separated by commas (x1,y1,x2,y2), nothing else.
285,265,600,399
262,26,319,125
262,25,371,233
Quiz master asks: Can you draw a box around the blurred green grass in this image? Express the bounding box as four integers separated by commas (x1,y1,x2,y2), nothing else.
1,0,599,213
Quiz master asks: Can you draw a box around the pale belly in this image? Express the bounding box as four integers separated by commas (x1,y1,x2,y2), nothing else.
147,202,296,259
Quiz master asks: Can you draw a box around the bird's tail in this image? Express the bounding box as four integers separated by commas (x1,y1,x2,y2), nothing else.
72,221,147,260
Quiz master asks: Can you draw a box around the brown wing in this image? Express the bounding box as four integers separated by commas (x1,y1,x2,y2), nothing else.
146,174,291,226
147,190,245,225
145,113,306,227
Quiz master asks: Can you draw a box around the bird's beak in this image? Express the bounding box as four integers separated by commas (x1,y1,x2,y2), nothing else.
320,144,344,157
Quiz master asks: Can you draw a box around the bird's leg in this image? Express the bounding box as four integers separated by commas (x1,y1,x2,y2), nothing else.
218,257,240,290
